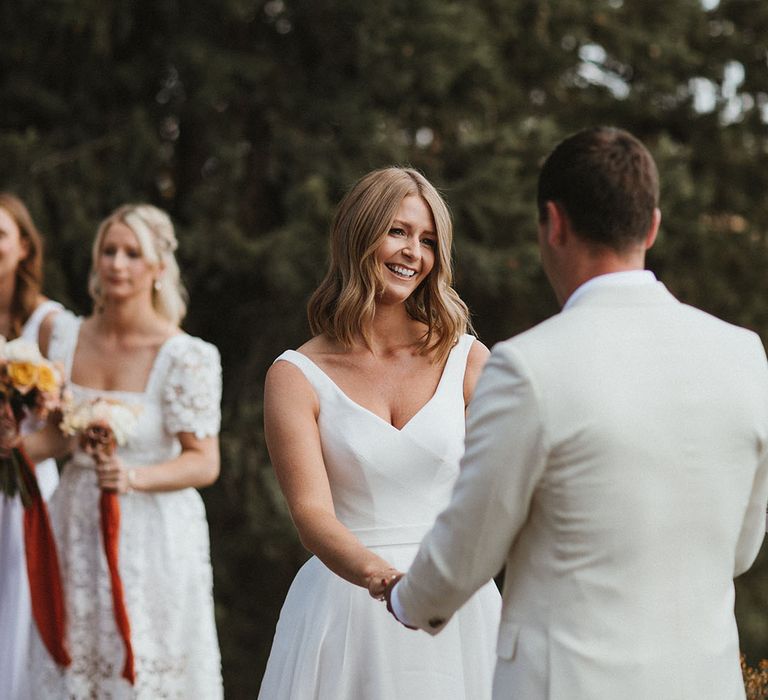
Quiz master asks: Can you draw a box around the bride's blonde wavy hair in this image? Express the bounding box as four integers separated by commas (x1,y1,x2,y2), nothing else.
307,167,472,364
89,204,188,326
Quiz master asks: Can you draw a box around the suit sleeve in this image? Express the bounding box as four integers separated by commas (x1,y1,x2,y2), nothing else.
396,342,548,634
734,334,768,577
733,446,768,577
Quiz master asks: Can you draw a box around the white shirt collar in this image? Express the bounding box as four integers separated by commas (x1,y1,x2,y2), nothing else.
563,270,657,311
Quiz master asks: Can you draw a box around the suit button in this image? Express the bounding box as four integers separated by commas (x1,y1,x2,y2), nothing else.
428,617,444,629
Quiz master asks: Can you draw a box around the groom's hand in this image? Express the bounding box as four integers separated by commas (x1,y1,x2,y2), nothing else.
384,575,417,630
367,568,417,629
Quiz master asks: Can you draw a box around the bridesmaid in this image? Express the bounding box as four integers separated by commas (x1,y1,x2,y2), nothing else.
259,168,501,699
24,203,223,698
0,193,63,700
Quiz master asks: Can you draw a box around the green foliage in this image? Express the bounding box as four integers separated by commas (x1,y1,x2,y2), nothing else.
2,0,768,695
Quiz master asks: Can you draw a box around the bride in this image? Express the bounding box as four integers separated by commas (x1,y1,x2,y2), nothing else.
258,167,501,699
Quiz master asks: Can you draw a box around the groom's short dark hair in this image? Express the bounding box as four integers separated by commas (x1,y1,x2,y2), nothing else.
537,127,659,251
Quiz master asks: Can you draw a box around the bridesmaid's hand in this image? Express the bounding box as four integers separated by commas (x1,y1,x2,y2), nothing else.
96,454,133,494
367,567,403,601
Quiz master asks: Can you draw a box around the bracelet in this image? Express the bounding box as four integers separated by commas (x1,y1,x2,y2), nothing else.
126,468,137,494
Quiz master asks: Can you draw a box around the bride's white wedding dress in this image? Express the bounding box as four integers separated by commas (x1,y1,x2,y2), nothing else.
29,311,224,699
259,334,501,700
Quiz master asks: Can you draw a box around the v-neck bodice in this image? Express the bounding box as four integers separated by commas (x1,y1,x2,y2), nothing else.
274,335,474,545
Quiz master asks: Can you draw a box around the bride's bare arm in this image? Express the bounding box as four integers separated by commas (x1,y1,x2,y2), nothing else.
264,360,394,590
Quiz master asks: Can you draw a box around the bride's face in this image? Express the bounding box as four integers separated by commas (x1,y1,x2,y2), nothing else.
374,195,437,305
97,222,158,303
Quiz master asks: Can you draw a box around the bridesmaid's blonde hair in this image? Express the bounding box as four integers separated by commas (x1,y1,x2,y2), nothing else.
89,204,187,325
307,167,471,364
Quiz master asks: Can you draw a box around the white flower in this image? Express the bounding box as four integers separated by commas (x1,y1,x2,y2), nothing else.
3,338,43,363
60,398,141,446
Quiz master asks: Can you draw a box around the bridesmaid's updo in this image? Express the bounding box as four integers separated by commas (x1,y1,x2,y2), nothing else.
88,204,188,325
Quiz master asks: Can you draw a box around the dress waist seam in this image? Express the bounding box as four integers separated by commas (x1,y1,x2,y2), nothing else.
348,523,433,547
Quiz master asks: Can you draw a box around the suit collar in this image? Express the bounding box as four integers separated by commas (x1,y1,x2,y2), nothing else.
563,270,657,310
563,277,677,310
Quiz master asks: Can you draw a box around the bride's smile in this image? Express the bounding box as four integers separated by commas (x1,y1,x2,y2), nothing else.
385,263,416,279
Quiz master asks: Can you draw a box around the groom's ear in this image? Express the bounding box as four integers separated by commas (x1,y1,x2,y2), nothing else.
644,207,661,250
544,201,569,249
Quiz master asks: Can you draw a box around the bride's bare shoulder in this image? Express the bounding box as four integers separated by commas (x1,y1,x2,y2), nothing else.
265,340,328,411
296,334,337,355
294,335,352,367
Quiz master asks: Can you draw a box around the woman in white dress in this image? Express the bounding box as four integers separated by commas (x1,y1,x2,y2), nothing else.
24,203,224,698
259,168,501,699
0,193,63,700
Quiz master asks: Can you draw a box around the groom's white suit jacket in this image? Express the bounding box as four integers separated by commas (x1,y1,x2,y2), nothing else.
397,278,768,699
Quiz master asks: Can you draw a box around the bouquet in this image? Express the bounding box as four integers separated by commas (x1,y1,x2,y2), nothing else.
0,336,64,504
0,337,72,668
60,397,139,458
61,397,140,684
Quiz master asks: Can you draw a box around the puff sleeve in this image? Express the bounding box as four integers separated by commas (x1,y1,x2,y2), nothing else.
162,337,222,439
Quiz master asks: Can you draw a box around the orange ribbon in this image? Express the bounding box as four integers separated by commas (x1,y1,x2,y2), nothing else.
100,489,135,684
81,424,136,685
19,444,71,668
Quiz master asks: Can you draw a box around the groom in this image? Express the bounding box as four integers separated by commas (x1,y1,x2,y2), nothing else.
386,127,768,698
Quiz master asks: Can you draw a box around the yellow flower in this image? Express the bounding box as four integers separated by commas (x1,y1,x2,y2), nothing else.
36,364,59,393
7,362,38,391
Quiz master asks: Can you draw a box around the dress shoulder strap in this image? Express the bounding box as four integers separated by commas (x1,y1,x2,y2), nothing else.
273,350,334,396
20,300,64,344
454,333,476,366
444,333,476,382
47,311,82,380
426,333,475,408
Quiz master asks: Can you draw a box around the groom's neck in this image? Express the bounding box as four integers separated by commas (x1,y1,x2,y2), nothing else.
555,244,648,308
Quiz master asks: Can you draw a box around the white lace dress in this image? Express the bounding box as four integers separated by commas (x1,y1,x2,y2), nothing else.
258,334,501,700
29,311,224,699
0,300,63,700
